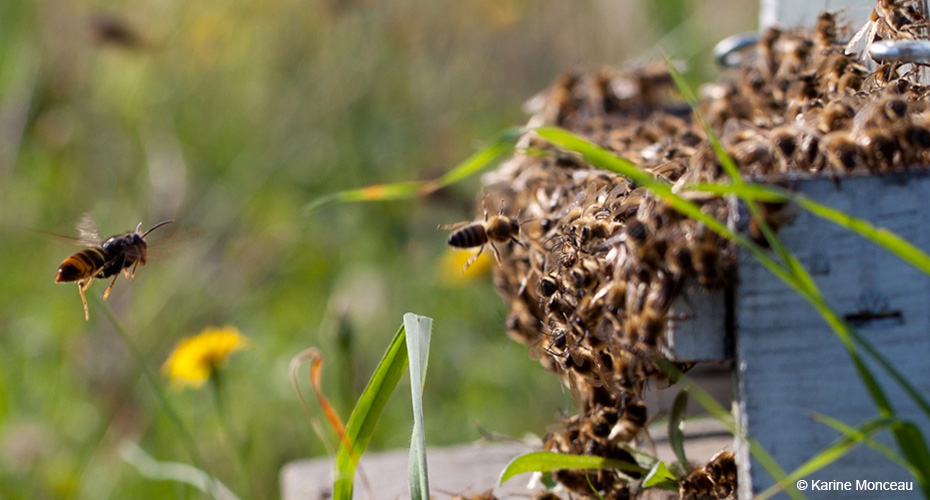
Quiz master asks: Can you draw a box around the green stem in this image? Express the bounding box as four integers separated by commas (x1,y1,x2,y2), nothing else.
209,370,259,500
93,296,219,500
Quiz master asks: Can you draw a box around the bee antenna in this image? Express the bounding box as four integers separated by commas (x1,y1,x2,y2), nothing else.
142,219,175,238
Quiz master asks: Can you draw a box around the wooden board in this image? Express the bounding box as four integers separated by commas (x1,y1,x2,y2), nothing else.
759,0,873,29
734,173,930,498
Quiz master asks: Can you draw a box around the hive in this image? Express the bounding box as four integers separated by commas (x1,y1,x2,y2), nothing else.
474,4,930,499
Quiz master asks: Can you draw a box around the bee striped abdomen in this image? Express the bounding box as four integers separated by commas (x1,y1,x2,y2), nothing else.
448,224,488,248
56,248,108,283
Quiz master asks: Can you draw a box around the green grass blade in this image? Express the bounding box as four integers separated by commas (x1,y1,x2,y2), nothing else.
664,57,742,184
432,127,523,188
685,182,930,276
305,181,426,213
668,389,689,474
792,193,930,275
404,313,433,500
814,413,929,496
333,322,410,499
95,297,219,500
642,461,679,491
305,128,522,213
889,421,930,496
813,414,918,475
120,442,240,500
498,451,648,485
756,416,891,500
534,127,648,186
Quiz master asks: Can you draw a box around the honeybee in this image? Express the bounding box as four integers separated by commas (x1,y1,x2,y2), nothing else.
608,397,647,443
441,201,523,272
704,450,738,498
901,120,930,165
847,0,929,60
680,449,737,500
820,130,862,173
56,216,174,320
528,325,568,361
538,274,560,297
857,127,900,173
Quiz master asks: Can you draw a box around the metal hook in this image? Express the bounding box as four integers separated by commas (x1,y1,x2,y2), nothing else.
869,40,930,63
713,32,760,68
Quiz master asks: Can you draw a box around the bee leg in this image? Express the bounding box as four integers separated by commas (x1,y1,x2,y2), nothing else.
462,245,485,274
510,235,527,248
129,261,140,279
103,274,120,300
489,241,504,268
78,279,93,321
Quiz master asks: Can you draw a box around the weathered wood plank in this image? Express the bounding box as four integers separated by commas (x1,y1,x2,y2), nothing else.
760,0,873,29
734,173,930,499
664,285,731,362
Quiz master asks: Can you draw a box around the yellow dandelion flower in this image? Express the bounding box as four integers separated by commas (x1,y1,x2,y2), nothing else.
162,326,249,389
438,247,493,286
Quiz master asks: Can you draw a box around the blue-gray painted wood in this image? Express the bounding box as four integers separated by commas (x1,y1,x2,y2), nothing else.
734,173,930,498
760,0,873,29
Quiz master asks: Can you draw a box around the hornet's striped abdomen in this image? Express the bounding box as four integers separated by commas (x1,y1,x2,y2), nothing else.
447,224,489,249
56,248,108,283
54,218,174,321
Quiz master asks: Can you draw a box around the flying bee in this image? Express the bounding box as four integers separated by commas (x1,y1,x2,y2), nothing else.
90,13,147,49
56,216,174,320
441,201,524,272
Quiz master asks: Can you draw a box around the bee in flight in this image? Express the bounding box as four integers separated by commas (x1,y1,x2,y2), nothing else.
55,215,174,320
440,200,524,273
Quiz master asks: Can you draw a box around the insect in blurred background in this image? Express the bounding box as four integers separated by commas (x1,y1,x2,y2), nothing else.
54,214,174,320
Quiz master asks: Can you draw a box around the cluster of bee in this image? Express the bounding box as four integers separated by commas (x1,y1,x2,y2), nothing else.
444,2,930,498
679,451,737,500
696,7,930,182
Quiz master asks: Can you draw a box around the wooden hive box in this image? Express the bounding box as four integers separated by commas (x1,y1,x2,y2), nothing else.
667,3,930,496
668,172,930,498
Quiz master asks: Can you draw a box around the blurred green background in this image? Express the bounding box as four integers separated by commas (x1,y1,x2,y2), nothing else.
0,0,755,498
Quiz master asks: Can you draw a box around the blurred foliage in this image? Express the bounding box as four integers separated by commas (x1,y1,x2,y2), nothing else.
0,0,755,498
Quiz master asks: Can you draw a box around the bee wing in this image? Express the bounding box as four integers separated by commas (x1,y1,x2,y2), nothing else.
844,20,871,56
76,213,101,246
